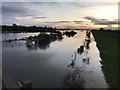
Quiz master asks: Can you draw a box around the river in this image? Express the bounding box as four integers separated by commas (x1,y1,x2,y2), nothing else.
2,30,108,88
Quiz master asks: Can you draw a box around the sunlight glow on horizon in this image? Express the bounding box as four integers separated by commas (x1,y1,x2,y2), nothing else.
95,6,117,20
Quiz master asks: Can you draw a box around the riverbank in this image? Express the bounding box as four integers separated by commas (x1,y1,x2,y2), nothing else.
92,30,119,88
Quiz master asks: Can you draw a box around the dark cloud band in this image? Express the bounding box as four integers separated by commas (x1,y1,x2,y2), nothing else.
84,16,119,25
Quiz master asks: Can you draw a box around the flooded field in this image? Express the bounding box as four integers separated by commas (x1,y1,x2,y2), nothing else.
2,30,108,88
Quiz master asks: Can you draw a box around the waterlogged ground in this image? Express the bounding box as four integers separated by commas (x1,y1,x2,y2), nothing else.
2,31,108,88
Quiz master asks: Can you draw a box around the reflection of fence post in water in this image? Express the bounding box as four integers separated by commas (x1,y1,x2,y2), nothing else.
77,45,84,54
68,52,77,68
63,52,85,88
82,49,90,65
74,52,76,60
63,31,92,88
62,71,85,88
82,30,91,65
86,30,91,39
77,30,91,66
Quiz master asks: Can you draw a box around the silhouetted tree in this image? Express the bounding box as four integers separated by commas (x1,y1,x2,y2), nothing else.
2,25,58,32
99,28,104,31
63,31,77,38
12,23,17,27
25,32,63,50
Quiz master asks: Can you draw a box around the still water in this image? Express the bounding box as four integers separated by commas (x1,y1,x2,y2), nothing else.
2,31,108,88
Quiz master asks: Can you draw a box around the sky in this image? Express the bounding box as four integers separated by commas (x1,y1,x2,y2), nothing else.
1,1,119,29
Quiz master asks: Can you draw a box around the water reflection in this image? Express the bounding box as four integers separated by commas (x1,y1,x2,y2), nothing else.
62,52,85,88
62,71,85,88
77,45,84,54
62,31,92,88
25,32,63,50
2,30,108,88
77,31,91,67
68,52,77,68
77,30,91,54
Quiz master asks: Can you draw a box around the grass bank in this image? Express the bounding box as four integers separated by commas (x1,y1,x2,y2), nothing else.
92,30,119,88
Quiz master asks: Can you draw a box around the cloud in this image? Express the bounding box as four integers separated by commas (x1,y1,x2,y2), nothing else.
84,16,100,22
44,21,71,25
84,16,119,25
33,16,47,19
2,2,30,24
54,25,76,29
43,21,88,29
15,16,47,20
2,2,46,25
58,21,71,23
2,0,119,2
95,21,119,25
29,2,59,5
2,2,118,29
74,21,85,24
2,2,29,16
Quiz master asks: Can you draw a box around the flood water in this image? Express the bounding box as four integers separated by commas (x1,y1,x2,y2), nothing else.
2,30,108,88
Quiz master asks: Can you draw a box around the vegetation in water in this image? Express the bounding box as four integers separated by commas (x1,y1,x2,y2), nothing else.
63,31,77,37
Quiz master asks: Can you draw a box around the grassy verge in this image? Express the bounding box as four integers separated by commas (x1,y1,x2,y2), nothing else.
92,30,120,88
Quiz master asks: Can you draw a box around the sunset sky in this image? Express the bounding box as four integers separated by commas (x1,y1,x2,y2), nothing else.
2,0,119,29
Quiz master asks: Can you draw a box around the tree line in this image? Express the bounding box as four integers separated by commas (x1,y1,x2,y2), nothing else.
2,23,57,33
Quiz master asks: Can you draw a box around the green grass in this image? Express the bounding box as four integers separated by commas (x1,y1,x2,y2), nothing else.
92,30,120,88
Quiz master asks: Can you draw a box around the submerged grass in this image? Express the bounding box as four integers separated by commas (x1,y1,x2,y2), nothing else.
92,30,120,88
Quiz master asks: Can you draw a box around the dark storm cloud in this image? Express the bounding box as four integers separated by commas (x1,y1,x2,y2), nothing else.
84,16,119,25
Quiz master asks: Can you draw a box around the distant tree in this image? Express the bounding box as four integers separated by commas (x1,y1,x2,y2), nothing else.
99,28,104,31
12,23,18,31
45,26,47,29
12,23,17,27
50,27,53,29
33,26,36,28
108,29,112,31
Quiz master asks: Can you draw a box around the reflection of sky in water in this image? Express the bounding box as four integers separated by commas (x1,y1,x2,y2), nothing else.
2,31,108,88
2,33,39,40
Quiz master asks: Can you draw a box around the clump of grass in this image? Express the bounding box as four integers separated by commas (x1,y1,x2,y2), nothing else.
92,30,120,88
